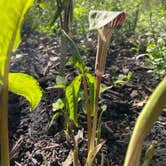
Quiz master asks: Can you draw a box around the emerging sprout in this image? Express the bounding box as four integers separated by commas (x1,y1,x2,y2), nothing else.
89,10,126,76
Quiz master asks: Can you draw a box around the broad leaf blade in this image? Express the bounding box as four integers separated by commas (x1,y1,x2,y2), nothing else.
85,73,96,116
0,0,34,80
8,73,42,111
66,75,82,126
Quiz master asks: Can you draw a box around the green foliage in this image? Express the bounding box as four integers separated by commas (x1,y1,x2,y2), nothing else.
49,74,83,127
66,75,82,126
62,30,85,73
56,75,67,85
52,98,64,111
50,98,65,127
142,141,157,166
0,1,35,165
113,72,132,87
85,73,96,116
23,0,57,35
0,0,34,79
146,37,166,78
8,73,42,111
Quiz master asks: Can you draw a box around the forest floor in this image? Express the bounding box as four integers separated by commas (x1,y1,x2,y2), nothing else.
9,34,166,166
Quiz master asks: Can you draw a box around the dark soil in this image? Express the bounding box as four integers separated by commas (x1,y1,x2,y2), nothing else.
8,34,166,166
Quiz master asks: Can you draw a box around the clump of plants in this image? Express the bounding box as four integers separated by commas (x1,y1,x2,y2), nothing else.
49,11,126,166
146,37,166,78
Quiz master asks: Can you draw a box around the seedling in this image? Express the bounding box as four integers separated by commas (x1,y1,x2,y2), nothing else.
49,11,126,166
0,1,42,165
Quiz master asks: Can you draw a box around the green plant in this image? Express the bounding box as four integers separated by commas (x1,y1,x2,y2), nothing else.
124,76,166,166
48,30,95,165
146,37,166,78
49,11,126,166
0,1,42,165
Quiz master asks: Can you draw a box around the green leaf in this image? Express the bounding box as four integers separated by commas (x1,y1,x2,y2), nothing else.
66,75,82,126
52,98,64,111
8,73,42,111
100,85,113,94
113,72,132,87
56,75,67,86
47,85,66,89
0,0,34,80
49,112,60,128
39,1,49,10
47,76,67,89
61,30,84,73
85,73,96,116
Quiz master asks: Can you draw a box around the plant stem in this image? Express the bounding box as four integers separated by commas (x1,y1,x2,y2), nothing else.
82,75,91,152
0,61,10,166
0,87,10,166
124,76,166,166
90,73,102,150
68,124,78,166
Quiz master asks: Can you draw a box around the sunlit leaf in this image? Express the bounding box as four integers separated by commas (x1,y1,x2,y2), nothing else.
39,1,49,10
52,98,64,111
0,0,34,80
49,112,60,128
100,85,113,94
47,84,66,89
66,75,82,126
56,75,67,86
85,73,96,116
8,73,42,111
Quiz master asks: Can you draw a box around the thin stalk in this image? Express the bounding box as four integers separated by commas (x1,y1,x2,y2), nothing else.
90,73,102,150
82,75,92,152
0,86,10,166
68,124,78,166
73,147,78,166
0,57,10,166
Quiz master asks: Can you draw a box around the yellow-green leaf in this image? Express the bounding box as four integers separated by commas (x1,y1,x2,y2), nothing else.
8,73,42,111
66,75,82,126
0,0,34,80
